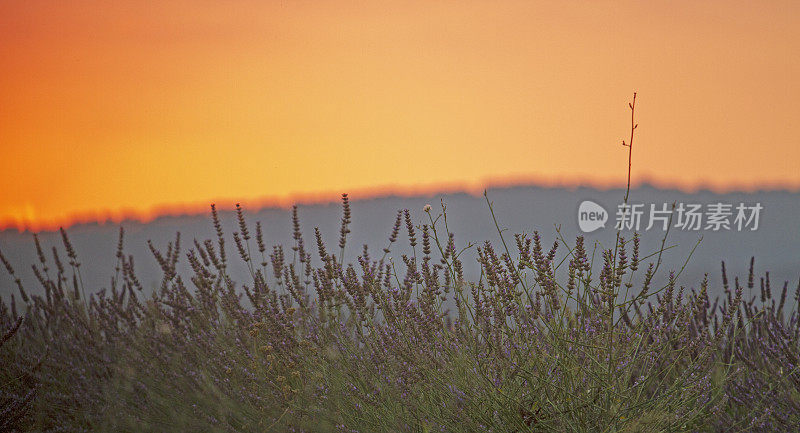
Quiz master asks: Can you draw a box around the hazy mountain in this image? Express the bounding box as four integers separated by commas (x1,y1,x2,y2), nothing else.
2,184,798,304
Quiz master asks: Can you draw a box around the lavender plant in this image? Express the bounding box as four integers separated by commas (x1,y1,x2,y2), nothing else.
1,196,798,432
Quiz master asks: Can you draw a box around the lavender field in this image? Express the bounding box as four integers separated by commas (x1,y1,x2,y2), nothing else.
1,192,799,432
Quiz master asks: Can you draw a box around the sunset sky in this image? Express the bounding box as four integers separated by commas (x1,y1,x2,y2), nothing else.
1,1,799,231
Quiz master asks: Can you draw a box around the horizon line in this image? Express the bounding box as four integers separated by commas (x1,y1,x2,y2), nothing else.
3,175,799,233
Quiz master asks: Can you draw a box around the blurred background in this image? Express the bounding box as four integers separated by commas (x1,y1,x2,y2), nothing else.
1,1,798,299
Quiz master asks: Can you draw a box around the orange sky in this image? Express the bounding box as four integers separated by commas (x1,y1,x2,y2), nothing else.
1,1,799,231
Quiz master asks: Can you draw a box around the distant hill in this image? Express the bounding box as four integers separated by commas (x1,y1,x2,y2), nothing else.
2,184,798,303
